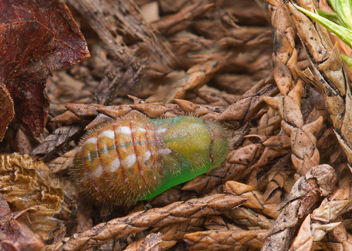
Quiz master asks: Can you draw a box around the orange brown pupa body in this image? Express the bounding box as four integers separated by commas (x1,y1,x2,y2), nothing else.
73,116,229,204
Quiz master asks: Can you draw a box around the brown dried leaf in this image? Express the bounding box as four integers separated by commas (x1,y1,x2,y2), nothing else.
137,233,162,251
0,85,14,140
0,153,64,235
31,125,81,156
0,195,45,251
0,0,90,139
15,128,32,155
47,148,77,173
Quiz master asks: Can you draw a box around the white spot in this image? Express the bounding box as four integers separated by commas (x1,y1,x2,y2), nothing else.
159,148,172,156
135,127,146,133
143,150,151,162
116,126,132,135
157,127,167,134
91,164,103,178
85,137,97,145
122,154,136,168
99,130,114,139
107,158,120,172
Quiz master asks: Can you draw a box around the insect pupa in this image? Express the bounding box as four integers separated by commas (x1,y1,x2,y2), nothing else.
72,116,229,204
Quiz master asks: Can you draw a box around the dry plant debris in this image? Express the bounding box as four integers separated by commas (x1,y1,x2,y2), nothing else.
0,153,65,240
0,0,90,140
43,194,247,250
1,0,352,250
0,193,45,251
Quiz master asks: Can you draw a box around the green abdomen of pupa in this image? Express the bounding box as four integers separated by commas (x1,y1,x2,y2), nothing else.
141,116,229,200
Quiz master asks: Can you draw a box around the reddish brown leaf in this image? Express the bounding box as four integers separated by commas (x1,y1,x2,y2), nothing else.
0,194,10,217
0,220,45,251
0,0,90,139
0,85,14,140
0,195,45,251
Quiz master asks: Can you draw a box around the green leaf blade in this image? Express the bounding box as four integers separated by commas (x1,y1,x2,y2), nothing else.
294,4,352,48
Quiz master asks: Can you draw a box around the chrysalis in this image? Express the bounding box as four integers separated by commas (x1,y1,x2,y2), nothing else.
72,116,229,204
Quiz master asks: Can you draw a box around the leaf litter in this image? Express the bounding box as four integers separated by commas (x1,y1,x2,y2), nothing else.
0,0,352,250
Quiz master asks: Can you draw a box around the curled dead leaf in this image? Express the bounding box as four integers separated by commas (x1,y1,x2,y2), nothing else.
0,0,90,140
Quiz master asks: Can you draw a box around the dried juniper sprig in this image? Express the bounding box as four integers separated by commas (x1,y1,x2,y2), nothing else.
287,1,352,170
39,76,278,157
152,55,228,103
196,216,268,250
49,101,223,125
124,233,164,251
169,25,272,72
183,90,238,106
244,107,282,142
216,75,278,124
261,154,295,203
43,194,246,251
268,3,298,84
125,219,204,251
154,219,205,241
265,80,323,176
224,206,273,229
262,1,325,178
224,181,280,219
49,73,277,126
262,164,337,251
152,3,214,36
184,228,267,250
